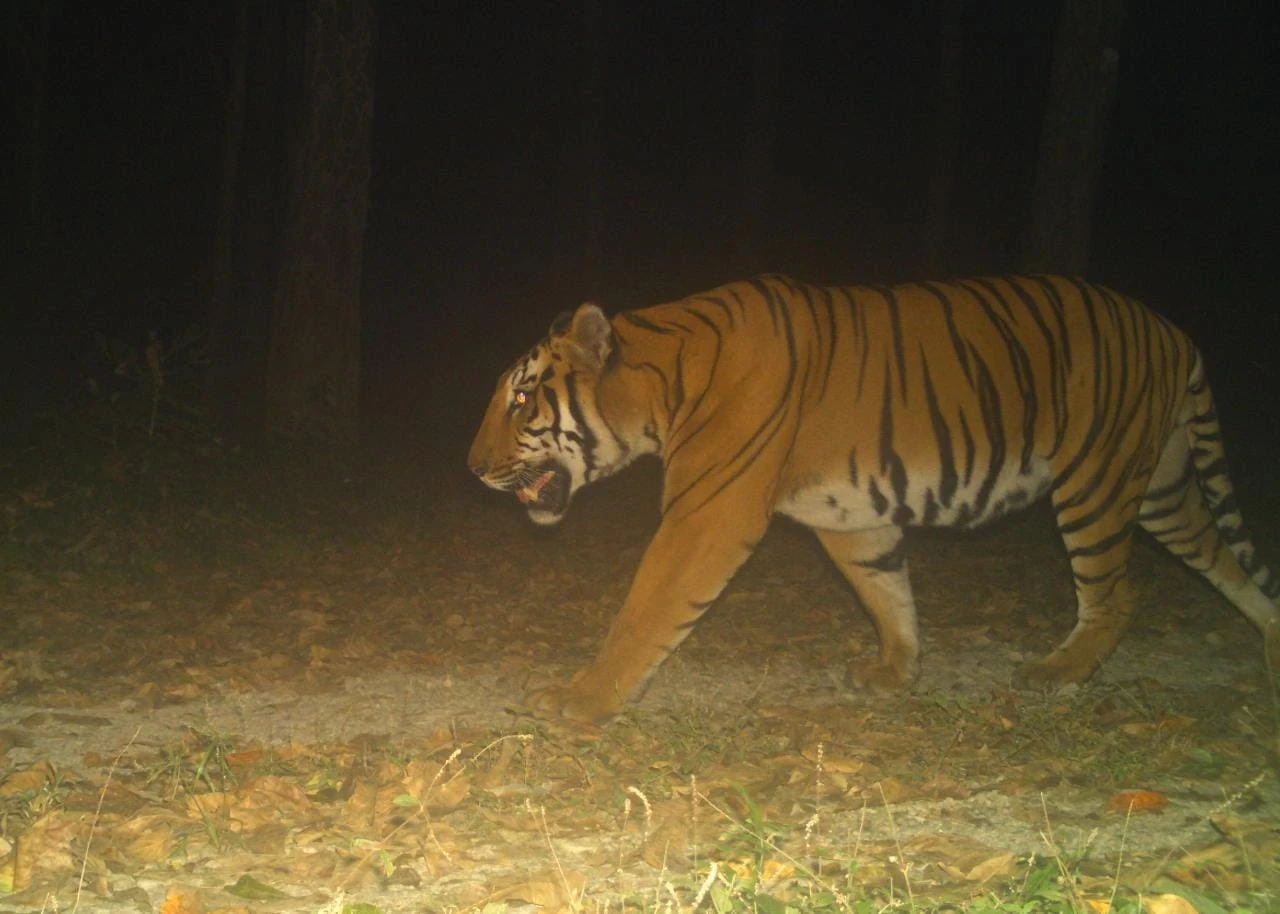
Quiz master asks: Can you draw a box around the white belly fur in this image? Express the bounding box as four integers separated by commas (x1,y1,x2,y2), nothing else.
776,459,1053,531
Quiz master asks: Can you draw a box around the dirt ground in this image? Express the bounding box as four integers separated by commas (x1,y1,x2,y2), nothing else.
2,442,1278,912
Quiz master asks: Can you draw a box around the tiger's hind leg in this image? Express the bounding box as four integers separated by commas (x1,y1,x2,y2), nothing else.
814,527,920,691
1013,463,1148,689
1138,422,1280,669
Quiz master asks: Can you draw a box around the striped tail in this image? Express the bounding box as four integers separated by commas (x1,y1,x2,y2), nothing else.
1185,353,1280,601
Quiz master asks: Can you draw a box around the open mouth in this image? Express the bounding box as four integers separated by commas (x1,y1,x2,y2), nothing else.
517,469,556,505
514,463,571,521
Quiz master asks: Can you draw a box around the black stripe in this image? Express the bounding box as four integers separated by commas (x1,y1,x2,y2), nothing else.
880,286,910,404
851,540,907,572
664,279,798,515
920,349,958,509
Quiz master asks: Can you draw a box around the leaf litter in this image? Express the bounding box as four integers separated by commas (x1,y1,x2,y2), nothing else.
1,444,1278,913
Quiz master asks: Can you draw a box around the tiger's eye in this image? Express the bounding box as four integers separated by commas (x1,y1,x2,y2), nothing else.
514,390,529,407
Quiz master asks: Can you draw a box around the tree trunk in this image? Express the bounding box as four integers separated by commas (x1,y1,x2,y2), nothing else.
265,0,376,444
4,0,53,253
1026,0,1124,274
580,0,605,299
205,6,304,440
736,0,783,266
922,0,964,276
206,0,250,424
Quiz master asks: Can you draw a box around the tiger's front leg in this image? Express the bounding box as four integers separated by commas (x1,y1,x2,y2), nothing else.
528,505,769,725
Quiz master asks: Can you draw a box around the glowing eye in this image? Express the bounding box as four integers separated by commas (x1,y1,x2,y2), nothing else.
513,389,529,407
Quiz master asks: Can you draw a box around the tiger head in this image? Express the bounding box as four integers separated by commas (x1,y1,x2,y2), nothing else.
468,303,631,525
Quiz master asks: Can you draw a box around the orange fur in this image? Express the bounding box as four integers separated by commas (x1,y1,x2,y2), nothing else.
469,275,1280,724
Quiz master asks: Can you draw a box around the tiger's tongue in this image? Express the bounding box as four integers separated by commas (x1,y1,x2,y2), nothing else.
517,470,555,504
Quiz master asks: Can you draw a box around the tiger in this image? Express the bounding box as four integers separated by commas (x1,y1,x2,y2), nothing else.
467,274,1280,725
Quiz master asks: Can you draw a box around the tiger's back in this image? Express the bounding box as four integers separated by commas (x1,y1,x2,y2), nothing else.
469,274,1280,724
770,275,1191,531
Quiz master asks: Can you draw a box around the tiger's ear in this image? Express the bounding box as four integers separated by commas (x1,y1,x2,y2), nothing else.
548,310,573,336
554,302,613,368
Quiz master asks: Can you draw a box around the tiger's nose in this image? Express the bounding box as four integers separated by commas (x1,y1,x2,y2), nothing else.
469,460,488,477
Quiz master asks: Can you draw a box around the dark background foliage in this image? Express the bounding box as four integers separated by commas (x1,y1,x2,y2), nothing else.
3,1,1277,457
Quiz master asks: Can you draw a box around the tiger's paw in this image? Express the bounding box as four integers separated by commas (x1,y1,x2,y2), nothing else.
850,658,918,693
525,683,620,727
1011,652,1096,691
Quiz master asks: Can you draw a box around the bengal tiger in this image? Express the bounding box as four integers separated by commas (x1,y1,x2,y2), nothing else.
467,274,1280,724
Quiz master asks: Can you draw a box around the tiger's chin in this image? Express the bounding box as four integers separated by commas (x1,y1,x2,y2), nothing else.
528,504,568,526
517,463,572,525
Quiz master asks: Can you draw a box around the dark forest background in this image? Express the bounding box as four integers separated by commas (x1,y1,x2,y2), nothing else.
3,1,1278,468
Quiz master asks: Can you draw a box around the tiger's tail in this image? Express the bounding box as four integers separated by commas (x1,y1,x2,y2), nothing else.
1183,353,1280,603
1161,352,1280,674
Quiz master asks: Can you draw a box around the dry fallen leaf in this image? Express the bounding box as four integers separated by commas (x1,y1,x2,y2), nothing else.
870,776,915,804
1120,715,1195,736
922,774,970,800
904,832,1013,883
159,883,202,914
725,858,795,885
403,759,470,811
12,811,81,891
472,735,523,789
492,870,588,914
638,798,694,869
1107,789,1167,813
965,853,1016,883
121,820,176,864
0,847,13,893
1143,893,1199,914
1210,813,1280,841
225,748,264,769
0,762,55,797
